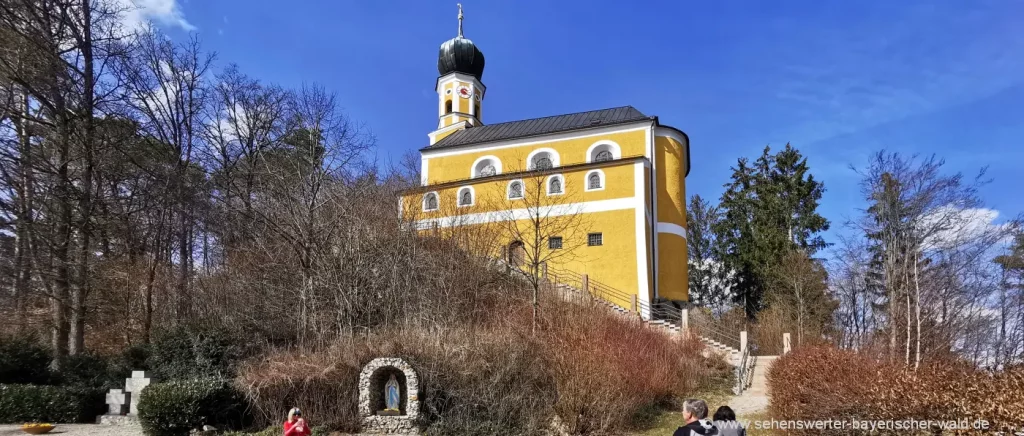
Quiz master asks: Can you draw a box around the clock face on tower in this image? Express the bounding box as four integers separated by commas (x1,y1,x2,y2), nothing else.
456,85,471,98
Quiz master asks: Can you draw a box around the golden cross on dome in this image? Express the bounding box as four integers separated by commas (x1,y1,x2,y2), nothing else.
457,3,464,37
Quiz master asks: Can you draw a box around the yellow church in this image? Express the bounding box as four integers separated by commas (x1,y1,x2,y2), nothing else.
400,7,691,320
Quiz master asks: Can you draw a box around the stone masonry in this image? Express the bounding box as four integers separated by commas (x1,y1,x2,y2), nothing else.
358,357,420,435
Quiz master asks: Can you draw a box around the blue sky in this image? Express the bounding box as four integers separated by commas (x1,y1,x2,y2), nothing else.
147,0,1023,241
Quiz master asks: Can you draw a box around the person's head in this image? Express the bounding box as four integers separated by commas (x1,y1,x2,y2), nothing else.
713,405,736,422
682,398,708,423
287,407,302,422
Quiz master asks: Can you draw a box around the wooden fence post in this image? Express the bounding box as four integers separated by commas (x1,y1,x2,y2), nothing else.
740,331,748,355
630,295,637,313
681,307,689,333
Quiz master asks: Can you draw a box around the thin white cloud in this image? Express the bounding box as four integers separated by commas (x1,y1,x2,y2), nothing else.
118,0,195,32
765,2,1024,146
920,206,1011,251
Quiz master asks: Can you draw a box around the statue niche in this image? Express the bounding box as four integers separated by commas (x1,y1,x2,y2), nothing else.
358,357,420,434
371,369,407,416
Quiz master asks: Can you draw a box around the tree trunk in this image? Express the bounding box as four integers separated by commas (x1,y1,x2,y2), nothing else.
176,205,190,322
70,0,96,356
12,90,32,332
914,251,922,369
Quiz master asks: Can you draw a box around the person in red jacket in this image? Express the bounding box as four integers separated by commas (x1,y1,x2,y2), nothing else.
283,407,311,436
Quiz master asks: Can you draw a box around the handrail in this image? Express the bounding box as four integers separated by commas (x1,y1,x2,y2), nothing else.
546,264,750,352
733,343,751,395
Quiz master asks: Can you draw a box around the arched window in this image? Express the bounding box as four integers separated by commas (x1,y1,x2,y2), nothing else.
547,175,563,195
457,187,474,207
508,241,525,268
527,149,560,170
423,192,438,211
445,100,453,114
472,156,502,178
585,169,605,192
532,154,553,169
474,103,481,119
508,180,524,199
587,141,621,163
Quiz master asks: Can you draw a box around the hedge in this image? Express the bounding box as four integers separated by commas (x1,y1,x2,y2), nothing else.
138,378,248,436
0,335,51,385
0,384,105,423
767,346,1024,434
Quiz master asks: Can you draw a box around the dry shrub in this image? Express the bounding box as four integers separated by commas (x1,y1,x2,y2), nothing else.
768,345,1024,434
235,343,367,431
237,326,554,435
542,299,713,434
237,298,726,435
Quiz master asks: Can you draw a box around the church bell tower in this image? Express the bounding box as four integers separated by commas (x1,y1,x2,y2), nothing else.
429,4,486,145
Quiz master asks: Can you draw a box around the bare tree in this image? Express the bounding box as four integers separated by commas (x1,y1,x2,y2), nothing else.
490,168,590,334
853,152,1019,367
118,30,213,323
772,250,832,346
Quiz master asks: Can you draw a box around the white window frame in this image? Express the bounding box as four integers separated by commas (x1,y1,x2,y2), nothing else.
471,155,502,178
546,174,565,196
457,186,475,207
527,148,561,170
584,169,606,192
586,140,622,163
422,191,440,212
507,179,525,200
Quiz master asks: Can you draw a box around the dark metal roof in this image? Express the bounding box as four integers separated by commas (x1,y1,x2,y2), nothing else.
438,36,485,79
425,106,652,150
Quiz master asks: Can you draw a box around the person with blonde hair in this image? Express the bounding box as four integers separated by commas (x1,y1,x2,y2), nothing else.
283,407,311,436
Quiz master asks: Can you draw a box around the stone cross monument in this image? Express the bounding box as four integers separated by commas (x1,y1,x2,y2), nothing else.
98,370,158,425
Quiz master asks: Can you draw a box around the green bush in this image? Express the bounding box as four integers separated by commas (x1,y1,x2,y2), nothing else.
138,378,248,436
0,334,51,384
0,384,105,423
148,327,245,380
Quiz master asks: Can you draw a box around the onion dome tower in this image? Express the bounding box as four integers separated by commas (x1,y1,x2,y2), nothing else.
437,4,485,79
431,4,487,139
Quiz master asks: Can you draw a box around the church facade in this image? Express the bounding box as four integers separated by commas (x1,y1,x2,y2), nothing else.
400,8,691,318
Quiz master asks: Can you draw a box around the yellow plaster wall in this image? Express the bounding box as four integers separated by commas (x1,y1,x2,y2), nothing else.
402,162,637,217
657,233,688,302
655,136,687,226
423,128,649,185
401,161,644,310
654,134,689,302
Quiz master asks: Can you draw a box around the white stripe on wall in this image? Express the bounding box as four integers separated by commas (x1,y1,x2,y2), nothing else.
656,222,687,239
411,197,636,230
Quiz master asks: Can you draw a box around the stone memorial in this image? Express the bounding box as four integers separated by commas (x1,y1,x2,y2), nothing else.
97,370,158,425
105,389,129,415
359,357,420,435
124,370,155,415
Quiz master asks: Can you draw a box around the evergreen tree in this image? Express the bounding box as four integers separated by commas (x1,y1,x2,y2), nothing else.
686,195,731,307
715,144,829,318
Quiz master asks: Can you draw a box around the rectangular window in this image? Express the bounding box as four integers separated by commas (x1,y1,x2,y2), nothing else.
587,233,603,246
548,236,562,250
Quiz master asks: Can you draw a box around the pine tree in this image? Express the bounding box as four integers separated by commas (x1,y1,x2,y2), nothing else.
715,144,829,318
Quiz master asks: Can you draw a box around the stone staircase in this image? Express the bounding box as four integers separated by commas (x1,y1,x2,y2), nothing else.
730,355,778,416
552,280,744,366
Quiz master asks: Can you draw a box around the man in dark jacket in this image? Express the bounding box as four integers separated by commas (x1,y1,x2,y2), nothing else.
673,398,720,436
